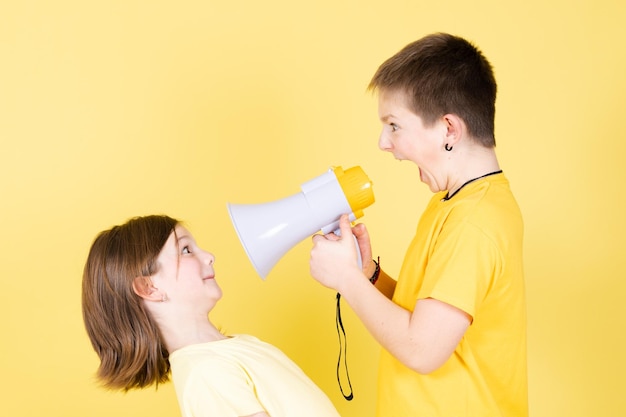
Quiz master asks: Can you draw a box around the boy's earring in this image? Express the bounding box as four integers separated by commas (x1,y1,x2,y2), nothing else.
161,293,168,302
445,143,453,151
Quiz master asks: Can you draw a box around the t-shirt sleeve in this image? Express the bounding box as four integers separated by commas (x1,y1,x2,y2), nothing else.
418,221,499,318
181,358,266,417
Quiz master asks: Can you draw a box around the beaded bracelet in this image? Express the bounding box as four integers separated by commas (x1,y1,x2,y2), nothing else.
369,256,380,285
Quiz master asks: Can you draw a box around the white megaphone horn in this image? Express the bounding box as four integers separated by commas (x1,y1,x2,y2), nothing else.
227,165,375,279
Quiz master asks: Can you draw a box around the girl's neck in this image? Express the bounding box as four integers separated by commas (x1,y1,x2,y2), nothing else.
158,314,228,353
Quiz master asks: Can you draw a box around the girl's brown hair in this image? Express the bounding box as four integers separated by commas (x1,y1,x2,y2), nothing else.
81,215,178,391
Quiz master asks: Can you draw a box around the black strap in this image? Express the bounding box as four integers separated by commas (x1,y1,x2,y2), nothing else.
335,292,354,401
442,170,502,201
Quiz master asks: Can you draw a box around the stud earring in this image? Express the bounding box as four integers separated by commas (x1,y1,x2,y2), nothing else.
161,293,168,302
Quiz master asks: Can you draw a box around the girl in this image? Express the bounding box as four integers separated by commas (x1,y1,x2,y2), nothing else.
82,214,340,417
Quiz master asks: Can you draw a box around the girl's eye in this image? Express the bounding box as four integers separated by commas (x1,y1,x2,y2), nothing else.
182,246,191,255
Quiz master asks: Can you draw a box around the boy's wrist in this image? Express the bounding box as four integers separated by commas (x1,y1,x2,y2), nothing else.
369,257,380,284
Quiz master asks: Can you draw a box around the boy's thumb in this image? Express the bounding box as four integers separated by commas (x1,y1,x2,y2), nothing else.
339,214,352,238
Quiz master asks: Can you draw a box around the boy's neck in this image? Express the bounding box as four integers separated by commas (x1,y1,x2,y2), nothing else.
446,146,500,197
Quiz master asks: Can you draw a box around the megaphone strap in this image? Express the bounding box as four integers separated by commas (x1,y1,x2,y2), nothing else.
335,292,354,401
334,257,380,401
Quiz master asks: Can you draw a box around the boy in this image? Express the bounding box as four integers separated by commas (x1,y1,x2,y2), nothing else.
309,32,528,416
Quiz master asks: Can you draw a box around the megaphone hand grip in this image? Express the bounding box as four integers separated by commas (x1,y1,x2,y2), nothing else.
320,212,358,235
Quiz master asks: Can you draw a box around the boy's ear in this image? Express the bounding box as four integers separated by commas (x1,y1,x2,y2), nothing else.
132,276,162,301
442,113,465,145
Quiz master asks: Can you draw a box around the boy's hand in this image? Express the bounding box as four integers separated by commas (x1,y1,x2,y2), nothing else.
310,214,362,291
351,221,375,277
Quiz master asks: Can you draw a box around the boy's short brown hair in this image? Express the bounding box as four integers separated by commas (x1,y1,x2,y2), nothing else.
369,32,497,147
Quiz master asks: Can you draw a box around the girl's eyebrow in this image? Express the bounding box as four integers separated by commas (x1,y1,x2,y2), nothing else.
176,234,191,242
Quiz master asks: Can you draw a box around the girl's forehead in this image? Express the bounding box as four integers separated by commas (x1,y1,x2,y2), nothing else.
162,226,192,253
174,225,191,237
171,226,199,248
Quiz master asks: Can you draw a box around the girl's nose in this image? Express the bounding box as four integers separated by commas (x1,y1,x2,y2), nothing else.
203,251,215,266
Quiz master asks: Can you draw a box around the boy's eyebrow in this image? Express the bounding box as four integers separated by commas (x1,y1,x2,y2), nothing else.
380,114,395,122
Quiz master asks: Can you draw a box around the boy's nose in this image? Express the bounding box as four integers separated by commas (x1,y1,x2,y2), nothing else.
378,133,391,151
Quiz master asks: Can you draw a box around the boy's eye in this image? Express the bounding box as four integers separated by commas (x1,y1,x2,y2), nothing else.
182,246,191,254
390,123,399,132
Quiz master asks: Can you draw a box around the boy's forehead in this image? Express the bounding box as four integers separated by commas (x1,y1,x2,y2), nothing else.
378,89,413,116
380,88,411,104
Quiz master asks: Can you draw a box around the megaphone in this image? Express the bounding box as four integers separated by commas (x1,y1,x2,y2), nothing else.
227,165,375,279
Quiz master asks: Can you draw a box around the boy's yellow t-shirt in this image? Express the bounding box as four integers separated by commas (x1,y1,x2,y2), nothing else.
377,173,528,417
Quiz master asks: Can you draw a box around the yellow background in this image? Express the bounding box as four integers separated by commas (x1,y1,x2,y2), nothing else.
1,1,625,416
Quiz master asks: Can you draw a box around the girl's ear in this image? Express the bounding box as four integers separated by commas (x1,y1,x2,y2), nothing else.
132,276,162,301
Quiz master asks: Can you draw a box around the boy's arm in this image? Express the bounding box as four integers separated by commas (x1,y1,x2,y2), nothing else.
374,269,396,300
311,215,469,374
336,267,469,374
351,222,396,300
